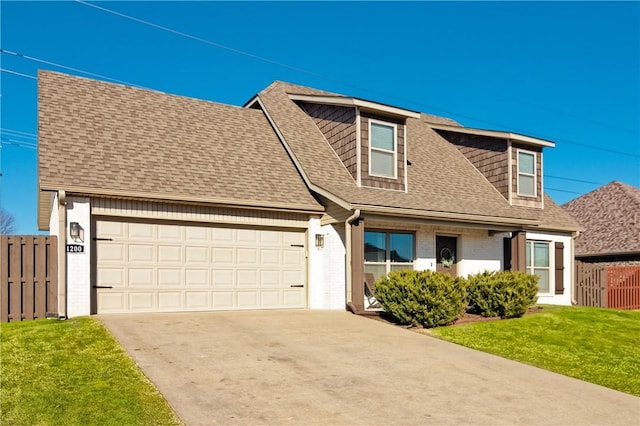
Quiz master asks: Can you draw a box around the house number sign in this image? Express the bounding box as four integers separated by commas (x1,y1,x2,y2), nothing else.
66,244,85,253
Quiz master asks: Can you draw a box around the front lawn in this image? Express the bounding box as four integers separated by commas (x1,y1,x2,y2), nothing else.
0,317,181,425
429,305,640,396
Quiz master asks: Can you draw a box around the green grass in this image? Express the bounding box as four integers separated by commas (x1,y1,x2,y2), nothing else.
430,305,640,396
0,317,181,425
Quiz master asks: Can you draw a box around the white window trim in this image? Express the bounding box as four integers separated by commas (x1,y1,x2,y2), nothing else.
526,239,553,295
368,119,398,179
517,149,537,197
364,230,415,276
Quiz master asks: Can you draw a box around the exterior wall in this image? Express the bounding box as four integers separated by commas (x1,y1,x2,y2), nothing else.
365,219,506,276
511,144,543,208
49,193,59,238
526,231,573,305
66,197,92,317
360,112,405,191
307,219,346,309
436,130,509,198
297,102,358,179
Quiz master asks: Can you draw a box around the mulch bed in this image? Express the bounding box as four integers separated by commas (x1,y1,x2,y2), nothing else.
368,305,545,329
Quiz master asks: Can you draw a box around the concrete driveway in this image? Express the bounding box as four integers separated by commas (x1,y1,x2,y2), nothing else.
100,310,639,425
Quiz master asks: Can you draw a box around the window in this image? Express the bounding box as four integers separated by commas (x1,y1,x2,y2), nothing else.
517,150,536,196
364,231,414,280
526,240,550,293
369,120,397,178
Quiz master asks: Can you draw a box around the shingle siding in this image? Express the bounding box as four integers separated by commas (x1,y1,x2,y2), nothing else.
511,144,543,207
435,130,509,198
297,102,358,179
360,112,405,191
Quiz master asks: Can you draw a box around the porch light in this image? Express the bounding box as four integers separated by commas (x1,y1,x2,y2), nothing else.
70,222,80,240
315,233,325,250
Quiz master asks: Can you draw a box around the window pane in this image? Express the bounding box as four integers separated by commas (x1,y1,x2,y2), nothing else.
390,233,414,262
365,264,387,282
371,150,395,177
526,242,531,267
371,123,394,151
519,175,535,196
534,242,549,267
364,231,386,262
535,269,550,293
518,152,535,174
390,264,413,273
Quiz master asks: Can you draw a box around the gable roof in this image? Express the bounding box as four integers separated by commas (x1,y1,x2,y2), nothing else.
255,81,579,231
37,71,322,229
563,181,640,256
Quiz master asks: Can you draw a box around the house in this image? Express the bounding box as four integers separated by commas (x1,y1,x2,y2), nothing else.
37,70,581,318
563,181,640,266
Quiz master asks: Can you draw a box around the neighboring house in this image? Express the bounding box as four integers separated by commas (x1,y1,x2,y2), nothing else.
563,181,640,266
37,71,580,318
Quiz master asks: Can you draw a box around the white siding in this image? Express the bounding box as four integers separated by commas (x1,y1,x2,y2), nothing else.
66,197,91,317
92,198,309,228
308,219,346,309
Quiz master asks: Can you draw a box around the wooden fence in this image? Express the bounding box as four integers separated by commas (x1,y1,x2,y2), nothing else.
1,235,58,322
575,261,640,310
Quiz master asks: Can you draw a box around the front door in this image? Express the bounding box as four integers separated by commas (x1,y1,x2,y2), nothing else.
436,236,457,276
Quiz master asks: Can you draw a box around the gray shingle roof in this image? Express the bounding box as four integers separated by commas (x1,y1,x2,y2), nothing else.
258,81,579,231
563,181,640,255
38,71,322,219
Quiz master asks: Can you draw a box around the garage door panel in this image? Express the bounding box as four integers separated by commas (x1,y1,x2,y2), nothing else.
185,246,208,264
158,245,182,263
98,267,125,287
128,223,154,239
129,268,154,287
186,292,208,309
158,292,182,310
98,244,125,262
96,220,306,313
129,244,154,262
158,269,182,287
129,292,155,311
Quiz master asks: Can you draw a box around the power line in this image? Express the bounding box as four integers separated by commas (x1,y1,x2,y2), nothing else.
0,49,147,89
546,187,583,195
0,128,37,138
544,175,604,185
0,137,37,150
0,68,37,80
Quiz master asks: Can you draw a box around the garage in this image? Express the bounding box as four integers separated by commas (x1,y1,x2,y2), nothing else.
94,219,307,313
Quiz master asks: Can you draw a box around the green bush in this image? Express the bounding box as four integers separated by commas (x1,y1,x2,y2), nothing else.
374,270,468,328
467,271,539,319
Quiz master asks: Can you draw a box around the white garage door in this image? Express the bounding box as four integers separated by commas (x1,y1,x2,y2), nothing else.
95,220,307,313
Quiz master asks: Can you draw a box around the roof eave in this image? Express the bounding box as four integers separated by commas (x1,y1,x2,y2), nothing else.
39,184,325,214
287,94,421,119
428,123,555,148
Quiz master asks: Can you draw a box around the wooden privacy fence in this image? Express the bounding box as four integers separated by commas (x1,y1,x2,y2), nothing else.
575,261,640,310
1,235,58,322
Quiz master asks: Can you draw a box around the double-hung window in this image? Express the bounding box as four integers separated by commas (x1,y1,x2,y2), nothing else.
369,120,397,178
517,150,536,196
364,231,414,280
526,240,550,293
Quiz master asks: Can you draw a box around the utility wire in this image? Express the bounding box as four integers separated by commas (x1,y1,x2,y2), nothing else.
0,128,37,138
1,68,37,80
0,49,147,89
546,187,583,195
544,174,604,185
0,137,37,149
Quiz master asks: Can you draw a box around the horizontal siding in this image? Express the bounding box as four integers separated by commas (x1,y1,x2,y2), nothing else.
91,198,310,229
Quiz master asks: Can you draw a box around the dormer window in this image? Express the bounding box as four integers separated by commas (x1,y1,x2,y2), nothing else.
517,150,536,197
369,120,397,179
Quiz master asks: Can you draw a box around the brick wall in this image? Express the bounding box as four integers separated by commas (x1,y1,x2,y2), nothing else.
66,197,91,317
307,219,346,309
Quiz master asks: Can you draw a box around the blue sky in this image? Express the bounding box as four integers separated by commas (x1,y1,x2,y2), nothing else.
1,1,639,234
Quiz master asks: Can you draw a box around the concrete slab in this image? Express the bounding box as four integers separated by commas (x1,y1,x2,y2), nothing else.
99,311,640,425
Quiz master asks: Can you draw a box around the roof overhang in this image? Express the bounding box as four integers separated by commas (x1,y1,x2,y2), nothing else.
428,123,555,148
39,184,325,214
353,204,541,228
287,94,421,119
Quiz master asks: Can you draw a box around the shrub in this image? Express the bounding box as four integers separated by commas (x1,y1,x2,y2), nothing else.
374,270,468,328
466,271,539,319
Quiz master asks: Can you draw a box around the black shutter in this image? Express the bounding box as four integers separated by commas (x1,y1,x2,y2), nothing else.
555,242,564,294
